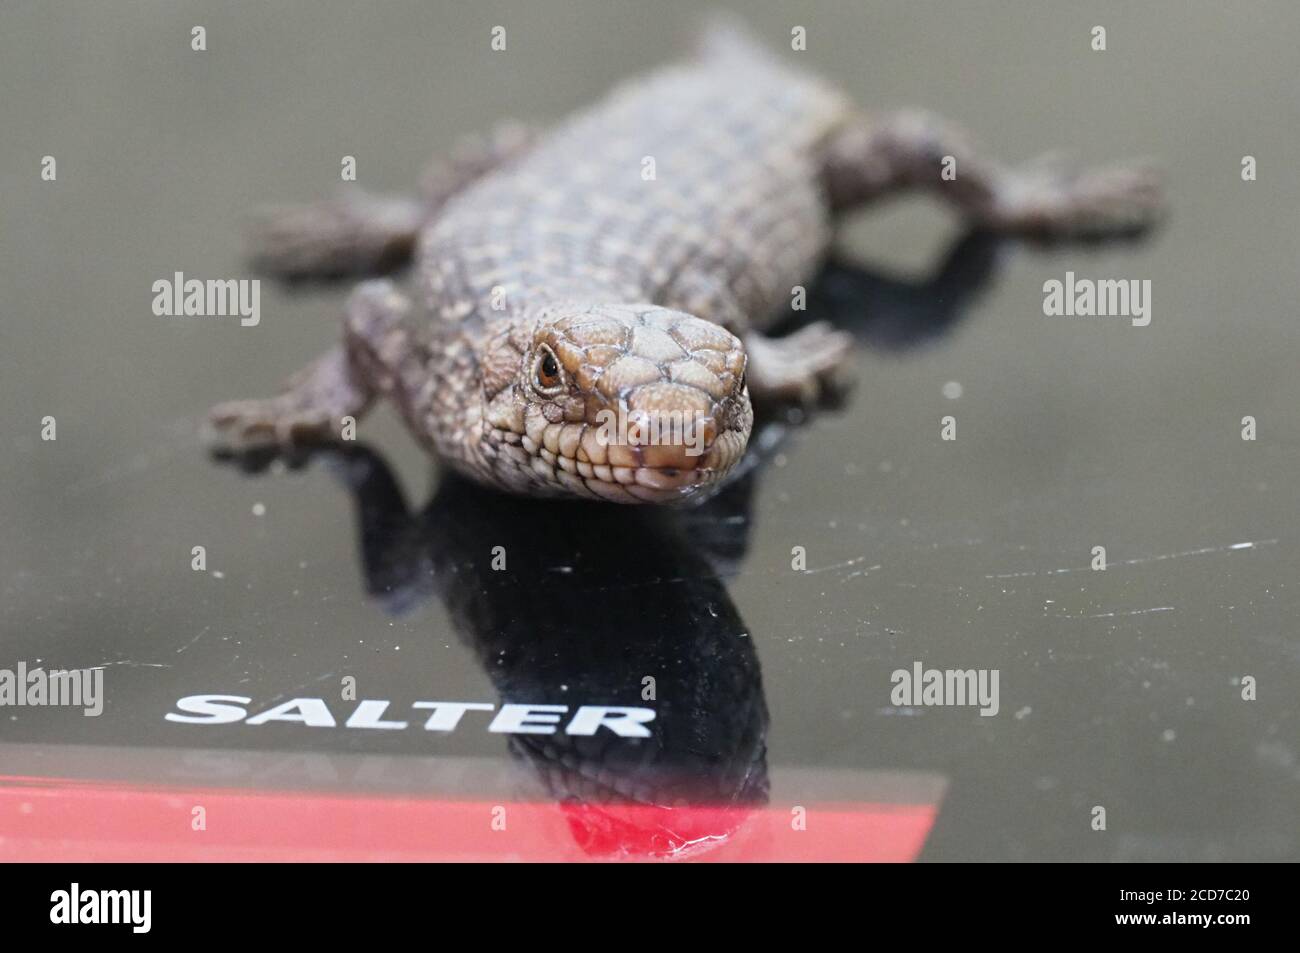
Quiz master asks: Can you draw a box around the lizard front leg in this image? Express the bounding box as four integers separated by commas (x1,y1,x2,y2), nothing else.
743,322,854,403
822,110,1164,238
249,121,540,279
207,280,411,449
664,274,854,405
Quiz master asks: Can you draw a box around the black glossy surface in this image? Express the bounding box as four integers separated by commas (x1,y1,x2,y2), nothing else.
2,2,1297,860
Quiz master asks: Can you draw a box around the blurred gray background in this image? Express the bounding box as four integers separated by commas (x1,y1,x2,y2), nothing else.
1,1,1297,860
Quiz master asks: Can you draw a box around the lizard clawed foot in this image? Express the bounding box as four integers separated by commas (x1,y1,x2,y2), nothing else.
744,321,855,404
207,346,371,453
207,395,341,451
991,156,1166,239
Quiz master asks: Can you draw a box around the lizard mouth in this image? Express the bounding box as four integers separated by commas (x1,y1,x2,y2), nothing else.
507,387,753,503
541,426,749,504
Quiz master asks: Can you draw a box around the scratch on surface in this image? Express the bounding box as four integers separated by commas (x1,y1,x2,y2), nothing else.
804,555,872,576
662,830,730,859
262,670,340,708
1053,606,1175,619
840,564,883,583
986,539,1278,579
175,625,212,654
90,660,172,669
574,555,880,593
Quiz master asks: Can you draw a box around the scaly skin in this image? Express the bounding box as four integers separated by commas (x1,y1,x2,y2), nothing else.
209,20,1163,504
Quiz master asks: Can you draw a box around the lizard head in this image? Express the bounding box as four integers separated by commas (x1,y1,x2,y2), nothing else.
477,303,752,503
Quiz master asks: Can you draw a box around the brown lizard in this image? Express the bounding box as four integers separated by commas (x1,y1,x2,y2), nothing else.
209,19,1162,504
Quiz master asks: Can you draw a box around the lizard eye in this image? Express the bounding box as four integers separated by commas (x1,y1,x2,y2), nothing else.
532,345,564,393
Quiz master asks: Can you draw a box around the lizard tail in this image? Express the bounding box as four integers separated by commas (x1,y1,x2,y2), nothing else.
692,12,780,67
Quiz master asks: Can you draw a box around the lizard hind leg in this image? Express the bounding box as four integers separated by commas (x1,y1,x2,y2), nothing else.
248,122,540,281
207,281,410,451
822,110,1165,239
248,192,426,281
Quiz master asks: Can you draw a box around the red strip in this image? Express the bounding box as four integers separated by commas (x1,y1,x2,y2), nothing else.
0,777,936,862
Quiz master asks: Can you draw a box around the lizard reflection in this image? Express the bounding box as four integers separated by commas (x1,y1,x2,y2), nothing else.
320,444,769,859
